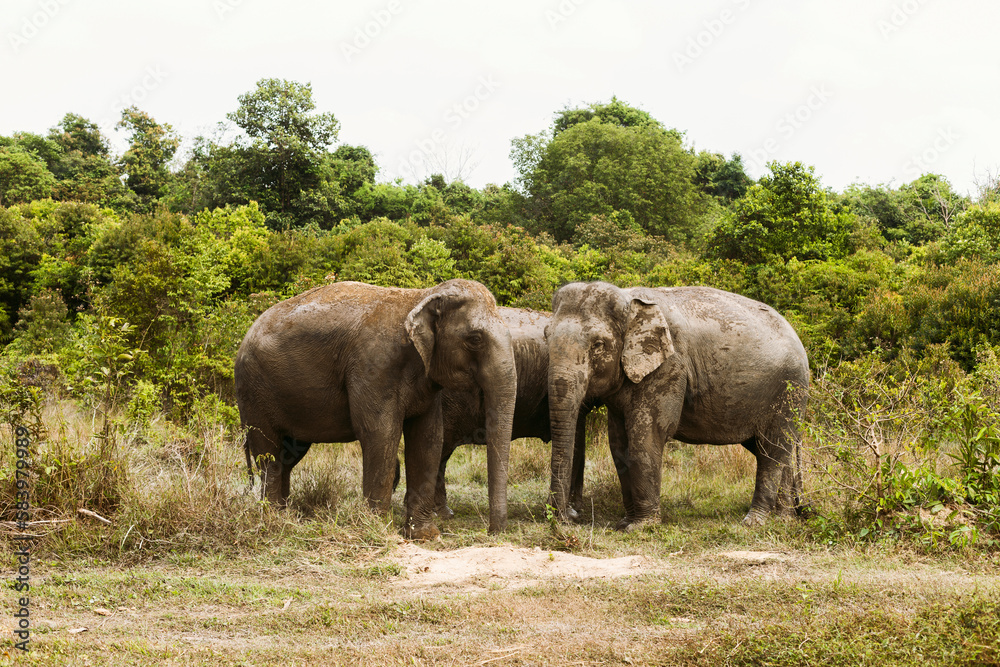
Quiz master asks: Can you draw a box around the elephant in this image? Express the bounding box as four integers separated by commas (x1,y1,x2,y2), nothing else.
434,307,591,521
234,278,518,539
544,282,809,529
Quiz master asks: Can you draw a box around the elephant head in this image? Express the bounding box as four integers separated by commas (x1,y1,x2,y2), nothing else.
545,282,676,517
405,279,518,533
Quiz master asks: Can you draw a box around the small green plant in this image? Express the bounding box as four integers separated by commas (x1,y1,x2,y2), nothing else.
544,503,580,551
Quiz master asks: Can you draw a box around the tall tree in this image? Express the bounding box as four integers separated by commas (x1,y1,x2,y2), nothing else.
116,107,180,211
511,100,707,243
225,78,340,221
48,113,108,158
47,114,128,208
552,96,666,137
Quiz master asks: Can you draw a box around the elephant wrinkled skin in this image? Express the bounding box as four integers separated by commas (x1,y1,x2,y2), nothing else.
234,279,517,539
436,307,590,520
545,282,809,529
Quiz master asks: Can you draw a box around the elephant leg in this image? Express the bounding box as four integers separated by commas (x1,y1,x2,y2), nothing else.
359,431,402,517
245,425,286,506
435,441,458,520
743,424,796,526
567,410,588,521
607,408,635,527
278,436,312,504
402,400,444,541
623,419,667,528
617,394,680,531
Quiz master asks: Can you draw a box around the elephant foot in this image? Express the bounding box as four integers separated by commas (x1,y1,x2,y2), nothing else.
402,520,441,541
614,515,658,532
436,505,455,520
741,508,768,527
566,506,580,523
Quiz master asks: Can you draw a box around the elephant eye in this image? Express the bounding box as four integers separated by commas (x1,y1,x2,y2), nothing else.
591,340,605,353
465,331,485,350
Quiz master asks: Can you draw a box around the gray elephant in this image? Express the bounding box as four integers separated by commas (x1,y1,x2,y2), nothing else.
545,282,809,529
435,307,590,520
234,278,517,539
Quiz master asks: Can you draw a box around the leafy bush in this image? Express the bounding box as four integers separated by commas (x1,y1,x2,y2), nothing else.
805,352,1000,546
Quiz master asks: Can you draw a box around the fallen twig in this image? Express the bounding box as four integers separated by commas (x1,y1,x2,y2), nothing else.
77,508,112,525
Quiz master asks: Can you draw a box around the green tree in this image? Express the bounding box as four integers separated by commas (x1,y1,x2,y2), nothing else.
0,207,43,339
552,96,665,137
116,107,180,210
706,161,860,264
48,113,108,158
10,288,71,354
226,78,340,223
841,182,931,245
694,151,752,203
45,114,129,208
512,101,707,243
935,202,1000,264
902,173,968,231
0,147,57,206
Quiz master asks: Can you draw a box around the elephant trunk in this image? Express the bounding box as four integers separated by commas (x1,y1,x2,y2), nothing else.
547,357,589,520
480,340,517,534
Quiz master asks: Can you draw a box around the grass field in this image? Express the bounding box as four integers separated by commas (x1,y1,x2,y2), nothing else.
3,404,1000,666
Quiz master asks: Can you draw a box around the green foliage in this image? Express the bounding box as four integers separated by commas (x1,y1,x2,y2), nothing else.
0,205,44,339
0,145,57,206
707,161,863,264
512,100,708,243
335,218,428,288
9,288,71,354
694,151,752,203
551,96,665,137
842,181,938,245
806,352,1000,546
0,359,46,433
116,107,179,211
223,78,340,224
935,201,1000,263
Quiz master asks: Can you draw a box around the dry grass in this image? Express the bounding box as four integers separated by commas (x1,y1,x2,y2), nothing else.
2,399,1000,664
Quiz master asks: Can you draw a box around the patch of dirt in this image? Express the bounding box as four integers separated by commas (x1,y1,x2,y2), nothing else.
395,543,653,591
719,550,792,564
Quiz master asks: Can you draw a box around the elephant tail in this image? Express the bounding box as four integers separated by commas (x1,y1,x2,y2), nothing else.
793,432,809,518
243,429,255,492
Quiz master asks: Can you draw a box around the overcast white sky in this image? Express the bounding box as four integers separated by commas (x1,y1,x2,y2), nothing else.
3,0,999,196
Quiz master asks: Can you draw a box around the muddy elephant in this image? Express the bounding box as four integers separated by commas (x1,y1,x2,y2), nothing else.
435,307,591,520
234,279,517,539
545,282,809,529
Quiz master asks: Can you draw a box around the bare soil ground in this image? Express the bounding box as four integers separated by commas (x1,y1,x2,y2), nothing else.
5,537,998,666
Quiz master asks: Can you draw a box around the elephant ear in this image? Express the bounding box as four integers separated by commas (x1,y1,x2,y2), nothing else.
621,297,675,384
405,289,465,377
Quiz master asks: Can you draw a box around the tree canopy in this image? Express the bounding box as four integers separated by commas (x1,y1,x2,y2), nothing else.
511,99,708,243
